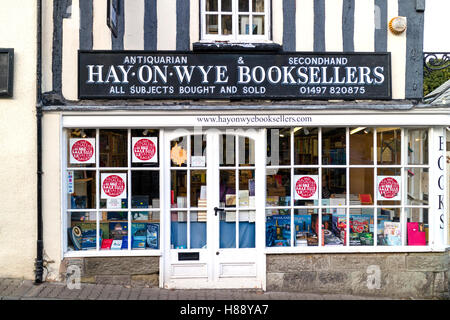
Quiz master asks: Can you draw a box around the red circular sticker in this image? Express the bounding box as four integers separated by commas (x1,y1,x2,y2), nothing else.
134,139,156,161
71,140,94,162
102,175,125,197
378,177,399,199
295,176,317,198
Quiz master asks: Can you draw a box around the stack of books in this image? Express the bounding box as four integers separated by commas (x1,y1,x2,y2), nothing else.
197,198,207,222
350,194,361,214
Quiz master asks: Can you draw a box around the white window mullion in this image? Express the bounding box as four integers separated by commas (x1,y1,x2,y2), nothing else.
290,128,294,247
373,128,378,247
127,129,131,251
318,127,323,247
401,128,406,246
95,128,100,251
345,127,350,247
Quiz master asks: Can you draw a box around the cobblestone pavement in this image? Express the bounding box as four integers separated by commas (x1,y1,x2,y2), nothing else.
0,278,393,300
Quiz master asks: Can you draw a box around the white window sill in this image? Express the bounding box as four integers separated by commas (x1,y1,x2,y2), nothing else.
193,41,282,52
64,250,162,258
265,245,448,254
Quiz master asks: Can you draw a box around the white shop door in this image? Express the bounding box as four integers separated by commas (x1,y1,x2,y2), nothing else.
163,129,266,289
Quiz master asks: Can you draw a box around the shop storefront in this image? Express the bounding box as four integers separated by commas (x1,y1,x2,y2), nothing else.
35,0,449,298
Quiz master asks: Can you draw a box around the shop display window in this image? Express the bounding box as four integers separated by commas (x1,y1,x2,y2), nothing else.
64,126,432,254
65,128,161,253
265,127,430,249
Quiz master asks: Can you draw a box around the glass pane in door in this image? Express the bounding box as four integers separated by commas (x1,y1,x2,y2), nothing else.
219,135,256,249
170,135,207,250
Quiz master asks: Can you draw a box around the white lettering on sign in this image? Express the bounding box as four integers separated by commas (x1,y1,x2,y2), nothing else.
437,135,445,231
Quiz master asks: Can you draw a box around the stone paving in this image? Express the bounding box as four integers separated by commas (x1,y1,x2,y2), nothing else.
0,278,396,300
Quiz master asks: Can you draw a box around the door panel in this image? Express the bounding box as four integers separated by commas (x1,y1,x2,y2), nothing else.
164,129,265,289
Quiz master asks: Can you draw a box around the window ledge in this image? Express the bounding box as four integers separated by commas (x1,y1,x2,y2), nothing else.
64,250,162,258
193,41,282,52
265,246,448,254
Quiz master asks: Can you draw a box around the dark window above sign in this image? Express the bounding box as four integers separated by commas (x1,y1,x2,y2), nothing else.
0,49,14,98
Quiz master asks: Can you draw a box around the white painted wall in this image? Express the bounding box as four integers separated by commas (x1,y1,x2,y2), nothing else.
387,0,406,100
93,0,112,50
124,0,145,50
272,0,283,45
0,2,37,279
325,0,343,52
354,0,375,52
157,0,177,50
42,113,62,281
296,0,314,51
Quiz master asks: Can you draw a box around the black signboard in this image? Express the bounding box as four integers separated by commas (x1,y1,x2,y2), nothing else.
78,51,391,100
0,49,14,97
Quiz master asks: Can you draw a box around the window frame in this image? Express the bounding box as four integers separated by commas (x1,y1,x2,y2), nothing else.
63,128,163,257
264,127,433,253
200,0,271,42
60,121,444,257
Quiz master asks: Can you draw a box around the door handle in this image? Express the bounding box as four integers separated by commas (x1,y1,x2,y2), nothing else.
214,207,225,216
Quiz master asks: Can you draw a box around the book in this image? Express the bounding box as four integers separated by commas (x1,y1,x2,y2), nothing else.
239,190,249,207
111,240,122,250
197,211,207,222
146,223,159,249
384,221,401,246
71,195,87,209
359,232,374,246
109,222,128,240
177,196,187,208
71,212,88,221
248,179,255,196
200,186,207,200
350,215,371,233
132,223,147,249
225,194,236,207
131,195,149,208
132,211,149,221
101,239,113,250
81,229,101,250
266,196,279,206
178,212,187,222
152,198,160,208
121,235,128,249
407,222,426,246
249,196,256,208
225,211,236,222
359,194,373,205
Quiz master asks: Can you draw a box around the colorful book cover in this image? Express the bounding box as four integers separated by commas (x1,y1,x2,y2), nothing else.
81,229,101,250
111,240,122,250
359,194,373,205
384,221,401,246
350,215,371,233
71,195,87,209
121,235,128,249
407,222,426,246
146,223,159,249
132,223,147,249
109,222,128,240
101,238,113,250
